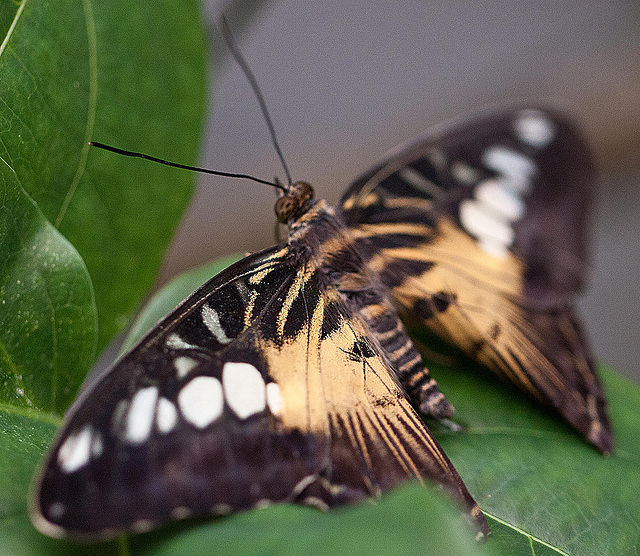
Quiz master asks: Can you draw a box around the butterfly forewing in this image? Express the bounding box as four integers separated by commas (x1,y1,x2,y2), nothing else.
339,106,612,453
32,247,293,536
32,243,488,539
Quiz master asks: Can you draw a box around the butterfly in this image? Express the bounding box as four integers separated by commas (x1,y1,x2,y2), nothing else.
29,105,612,541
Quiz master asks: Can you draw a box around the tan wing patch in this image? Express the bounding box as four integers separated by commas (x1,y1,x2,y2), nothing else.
367,216,610,452
260,263,484,520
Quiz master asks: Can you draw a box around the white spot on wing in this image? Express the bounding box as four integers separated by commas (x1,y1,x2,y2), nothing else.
451,161,480,184
178,376,223,428
157,397,178,433
132,519,154,533
58,425,93,473
201,305,232,344
482,146,535,193
460,199,514,258
266,382,283,416
460,144,539,257
475,179,524,221
428,148,447,170
48,502,65,519
91,431,103,458
515,109,555,148
212,503,232,515
174,356,198,378
303,496,330,511
292,474,317,497
171,506,192,519
477,237,509,258
111,399,128,431
124,386,159,444
166,333,196,350
223,362,266,419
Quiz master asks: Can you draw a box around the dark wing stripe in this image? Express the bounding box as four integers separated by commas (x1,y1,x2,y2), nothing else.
329,412,379,495
149,250,291,348
343,412,376,482
366,410,417,479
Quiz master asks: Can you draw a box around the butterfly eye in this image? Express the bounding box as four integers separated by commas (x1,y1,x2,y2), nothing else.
275,181,315,223
275,196,296,222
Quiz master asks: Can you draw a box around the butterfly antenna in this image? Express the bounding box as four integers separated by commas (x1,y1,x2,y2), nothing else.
88,142,286,192
219,14,293,188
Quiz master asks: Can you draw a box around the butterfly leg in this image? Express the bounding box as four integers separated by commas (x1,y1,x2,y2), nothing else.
357,295,454,419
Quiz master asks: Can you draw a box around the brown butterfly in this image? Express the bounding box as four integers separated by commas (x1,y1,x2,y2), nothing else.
30,103,611,541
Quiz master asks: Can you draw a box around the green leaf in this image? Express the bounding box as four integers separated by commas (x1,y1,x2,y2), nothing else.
0,162,96,414
0,408,59,523
0,0,206,552
116,255,640,554
0,0,207,364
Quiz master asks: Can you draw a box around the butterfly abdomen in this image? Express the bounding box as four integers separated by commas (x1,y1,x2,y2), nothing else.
356,296,454,420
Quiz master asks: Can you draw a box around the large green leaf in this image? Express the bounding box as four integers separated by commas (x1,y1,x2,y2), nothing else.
0,0,207,366
0,0,205,552
0,161,96,414
128,485,500,556
113,255,639,554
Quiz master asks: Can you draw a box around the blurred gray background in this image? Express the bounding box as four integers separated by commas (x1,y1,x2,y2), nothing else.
158,1,640,383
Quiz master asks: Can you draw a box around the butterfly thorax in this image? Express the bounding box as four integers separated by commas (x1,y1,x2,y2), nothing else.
285,198,365,274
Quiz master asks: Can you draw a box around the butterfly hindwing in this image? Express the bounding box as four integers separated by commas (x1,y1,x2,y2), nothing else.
31,243,488,539
339,106,612,453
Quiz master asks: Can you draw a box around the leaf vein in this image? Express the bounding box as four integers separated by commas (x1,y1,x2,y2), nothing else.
55,0,99,227
0,93,38,146
0,0,27,59
0,401,62,427
485,511,570,555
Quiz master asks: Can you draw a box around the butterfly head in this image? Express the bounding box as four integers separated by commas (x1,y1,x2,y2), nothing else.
275,181,315,223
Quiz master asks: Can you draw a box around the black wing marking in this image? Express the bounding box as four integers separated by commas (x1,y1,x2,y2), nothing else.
338,106,612,453
31,245,488,539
